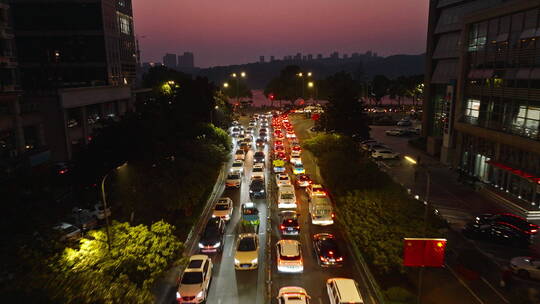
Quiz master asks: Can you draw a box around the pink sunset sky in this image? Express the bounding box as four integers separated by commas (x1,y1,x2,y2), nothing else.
132,0,429,68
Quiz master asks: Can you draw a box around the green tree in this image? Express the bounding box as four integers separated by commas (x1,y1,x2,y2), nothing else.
222,78,252,100
264,65,312,105
371,74,390,104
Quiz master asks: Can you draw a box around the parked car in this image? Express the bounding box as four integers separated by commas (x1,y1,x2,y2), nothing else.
249,179,266,199
463,221,533,248
53,222,81,242
234,233,259,270
397,118,412,126
385,129,407,136
510,256,540,280
279,210,300,236
313,233,343,267
199,217,225,253
176,255,213,304
226,173,242,188
212,197,233,221
371,149,399,160
276,240,303,273
276,286,311,304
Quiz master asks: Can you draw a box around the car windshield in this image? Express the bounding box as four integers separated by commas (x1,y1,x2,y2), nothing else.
236,150,244,155
279,176,288,180
243,207,259,215
238,237,257,251
181,272,203,284
281,193,294,199
228,174,240,179
253,168,263,172
215,204,229,210
233,163,242,167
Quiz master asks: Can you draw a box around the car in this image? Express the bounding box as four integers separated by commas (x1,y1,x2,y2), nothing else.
276,173,292,187
231,127,240,137
313,233,343,267
291,149,301,157
295,174,312,187
510,256,540,279
309,196,334,226
246,127,254,134
397,118,412,126
259,132,268,142
226,173,242,188
70,207,99,231
256,138,265,148
260,128,268,134
291,145,302,153
249,179,266,198
286,131,296,138
359,139,377,145
176,255,213,304
275,151,288,161
274,140,284,148
276,286,311,304
292,163,305,175
278,184,297,209
463,221,533,248
239,142,250,152
235,149,246,161
237,133,245,141
234,233,259,270
212,197,233,221
232,120,239,126
274,145,285,153
371,149,399,160
290,155,302,165
385,129,407,136
279,210,300,235
93,203,111,220
275,132,284,140
253,151,265,164
276,240,303,273
199,217,225,253
326,278,363,304
306,184,327,199
230,160,244,175
54,222,82,242
472,213,539,235
251,163,265,180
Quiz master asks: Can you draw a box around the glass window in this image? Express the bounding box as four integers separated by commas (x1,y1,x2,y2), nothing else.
465,98,480,118
118,15,131,35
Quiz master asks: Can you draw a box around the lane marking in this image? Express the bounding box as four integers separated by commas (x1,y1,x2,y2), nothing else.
446,263,485,304
480,276,510,304
226,235,235,257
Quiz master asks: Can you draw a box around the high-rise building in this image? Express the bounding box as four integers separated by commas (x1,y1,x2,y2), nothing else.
163,53,177,69
9,0,138,161
424,0,540,215
178,52,195,68
259,56,265,63
270,56,275,62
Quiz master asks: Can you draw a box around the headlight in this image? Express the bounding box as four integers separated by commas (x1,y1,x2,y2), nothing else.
234,258,240,264
213,242,221,248
176,292,182,299
261,190,265,193
251,258,258,264
196,291,204,299
198,242,204,248
249,190,253,193
211,215,216,218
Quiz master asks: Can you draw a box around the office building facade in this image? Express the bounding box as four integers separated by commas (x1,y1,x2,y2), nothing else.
178,52,194,68
163,53,177,69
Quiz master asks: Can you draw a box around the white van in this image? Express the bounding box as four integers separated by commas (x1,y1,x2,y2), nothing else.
326,278,364,304
309,196,334,226
278,185,297,209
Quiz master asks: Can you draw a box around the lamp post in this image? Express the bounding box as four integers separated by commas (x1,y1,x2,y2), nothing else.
307,81,317,103
100,162,127,253
404,155,431,304
230,72,246,109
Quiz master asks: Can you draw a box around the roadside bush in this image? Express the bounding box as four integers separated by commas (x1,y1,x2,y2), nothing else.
384,287,415,303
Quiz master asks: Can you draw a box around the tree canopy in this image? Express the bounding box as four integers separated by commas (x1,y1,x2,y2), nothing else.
264,65,316,104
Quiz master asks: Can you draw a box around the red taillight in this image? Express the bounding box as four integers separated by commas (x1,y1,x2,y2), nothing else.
295,226,300,229
280,225,285,230
531,229,538,234
331,213,335,218
287,219,292,223
59,170,66,174
320,256,327,261
329,251,334,255
336,257,343,262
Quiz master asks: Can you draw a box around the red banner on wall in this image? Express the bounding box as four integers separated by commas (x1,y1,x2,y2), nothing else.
403,238,447,267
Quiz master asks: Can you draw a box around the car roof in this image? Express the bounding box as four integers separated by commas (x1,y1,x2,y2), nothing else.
280,184,294,191
278,240,300,256
329,278,363,302
186,255,209,271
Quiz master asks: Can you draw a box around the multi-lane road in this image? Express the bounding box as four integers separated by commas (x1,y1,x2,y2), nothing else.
170,113,379,304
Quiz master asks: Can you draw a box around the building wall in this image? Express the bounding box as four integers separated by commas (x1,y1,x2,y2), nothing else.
455,0,540,209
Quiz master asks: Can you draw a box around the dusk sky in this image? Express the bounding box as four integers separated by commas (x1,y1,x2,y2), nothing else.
132,0,429,68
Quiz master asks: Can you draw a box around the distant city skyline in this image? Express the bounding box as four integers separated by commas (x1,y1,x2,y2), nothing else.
132,0,429,68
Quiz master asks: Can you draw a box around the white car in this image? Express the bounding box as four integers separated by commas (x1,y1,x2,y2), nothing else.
176,255,213,304
235,149,246,161
251,163,265,180
385,129,406,136
225,173,241,188
290,155,302,165
291,150,301,157
510,256,540,279
277,286,311,304
230,160,244,175
234,233,259,270
212,197,233,221
275,173,292,187
371,149,399,160
326,278,363,304
276,240,303,273
278,185,297,209
93,203,111,220
306,184,327,200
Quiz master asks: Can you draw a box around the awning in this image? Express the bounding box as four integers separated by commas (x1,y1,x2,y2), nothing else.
487,160,540,184
520,28,537,39
516,68,532,79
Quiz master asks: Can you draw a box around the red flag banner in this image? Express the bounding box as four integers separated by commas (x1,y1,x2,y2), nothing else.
403,238,447,267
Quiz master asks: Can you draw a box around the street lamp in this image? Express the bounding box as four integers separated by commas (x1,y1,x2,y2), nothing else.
100,162,127,253
404,155,432,304
240,71,246,78
223,82,229,88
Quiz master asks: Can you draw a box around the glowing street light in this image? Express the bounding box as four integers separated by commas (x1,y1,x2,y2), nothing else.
240,71,246,77
307,81,314,88
223,82,229,88
297,72,303,77
232,73,237,78
307,72,312,77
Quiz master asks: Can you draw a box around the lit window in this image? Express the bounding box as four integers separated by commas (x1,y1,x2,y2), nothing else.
118,15,131,35
465,99,480,118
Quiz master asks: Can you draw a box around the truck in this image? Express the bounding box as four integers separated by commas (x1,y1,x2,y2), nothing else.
309,196,334,226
